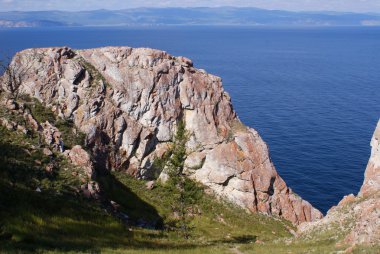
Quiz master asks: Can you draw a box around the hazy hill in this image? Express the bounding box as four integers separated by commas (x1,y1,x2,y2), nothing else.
1,7,380,27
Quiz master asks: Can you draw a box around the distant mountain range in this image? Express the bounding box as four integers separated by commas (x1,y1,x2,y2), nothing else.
0,19,67,28
1,7,380,28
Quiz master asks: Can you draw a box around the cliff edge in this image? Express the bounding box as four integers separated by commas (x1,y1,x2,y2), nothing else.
1,46,322,224
360,120,380,197
298,120,380,247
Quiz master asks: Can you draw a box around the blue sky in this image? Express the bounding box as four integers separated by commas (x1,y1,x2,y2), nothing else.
1,0,380,13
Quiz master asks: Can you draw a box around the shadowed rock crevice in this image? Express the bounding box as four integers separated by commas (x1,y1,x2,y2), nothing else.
72,69,86,86
97,171,164,229
222,174,235,187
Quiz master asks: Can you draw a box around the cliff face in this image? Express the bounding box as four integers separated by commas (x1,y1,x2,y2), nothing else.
360,121,380,197
299,120,380,246
1,46,322,224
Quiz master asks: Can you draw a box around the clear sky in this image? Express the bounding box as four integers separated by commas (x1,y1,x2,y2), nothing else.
0,0,380,13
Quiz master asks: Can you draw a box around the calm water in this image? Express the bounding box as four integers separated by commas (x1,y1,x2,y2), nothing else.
1,26,379,213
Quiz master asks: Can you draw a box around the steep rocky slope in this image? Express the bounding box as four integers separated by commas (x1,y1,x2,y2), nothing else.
298,120,380,248
1,46,322,224
360,120,380,197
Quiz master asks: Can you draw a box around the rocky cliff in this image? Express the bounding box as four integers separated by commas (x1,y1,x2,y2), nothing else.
1,46,322,224
298,120,380,247
360,120,380,197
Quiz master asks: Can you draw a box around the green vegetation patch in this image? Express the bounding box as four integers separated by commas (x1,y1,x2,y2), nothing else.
0,120,290,254
25,97,85,149
106,172,291,242
55,119,86,149
28,98,56,124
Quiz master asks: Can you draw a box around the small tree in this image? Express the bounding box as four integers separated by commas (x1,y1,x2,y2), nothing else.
166,121,201,239
167,121,189,239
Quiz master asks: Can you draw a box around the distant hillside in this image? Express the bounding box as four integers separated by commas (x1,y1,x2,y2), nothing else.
0,19,67,28
1,7,380,27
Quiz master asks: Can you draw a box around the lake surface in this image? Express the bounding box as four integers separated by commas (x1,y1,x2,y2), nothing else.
1,26,379,213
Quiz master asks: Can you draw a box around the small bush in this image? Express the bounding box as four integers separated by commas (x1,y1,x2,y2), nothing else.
29,98,56,124
55,119,86,149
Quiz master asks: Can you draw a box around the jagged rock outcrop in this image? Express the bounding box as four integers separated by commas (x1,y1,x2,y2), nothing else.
298,120,380,247
0,46,322,224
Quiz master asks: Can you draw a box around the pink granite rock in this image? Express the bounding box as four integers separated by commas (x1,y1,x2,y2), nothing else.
66,145,94,177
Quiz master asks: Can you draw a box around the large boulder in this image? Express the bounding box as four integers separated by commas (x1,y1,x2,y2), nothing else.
3,46,322,224
65,145,94,178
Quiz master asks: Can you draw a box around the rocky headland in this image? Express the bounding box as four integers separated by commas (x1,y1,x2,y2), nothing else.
0,46,323,225
0,46,379,253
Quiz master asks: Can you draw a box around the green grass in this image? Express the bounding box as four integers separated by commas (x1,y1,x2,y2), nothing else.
28,98,56,124
100,172,292,241
0,122,290,254
55,119,86,149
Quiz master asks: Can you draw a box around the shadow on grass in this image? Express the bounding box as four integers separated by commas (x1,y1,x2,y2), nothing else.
209,235,257,245
0,169,198,253
0,135,50,187
97,172,164,229
0,127,183,253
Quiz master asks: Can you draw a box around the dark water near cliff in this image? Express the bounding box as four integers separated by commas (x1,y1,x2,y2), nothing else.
1,26,379,213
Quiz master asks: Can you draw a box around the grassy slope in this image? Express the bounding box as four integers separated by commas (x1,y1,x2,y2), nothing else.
0,97,377,254
0,97,289,253
0,122,290,254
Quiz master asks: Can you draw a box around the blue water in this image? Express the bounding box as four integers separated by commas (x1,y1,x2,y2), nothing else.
1,26,379,213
